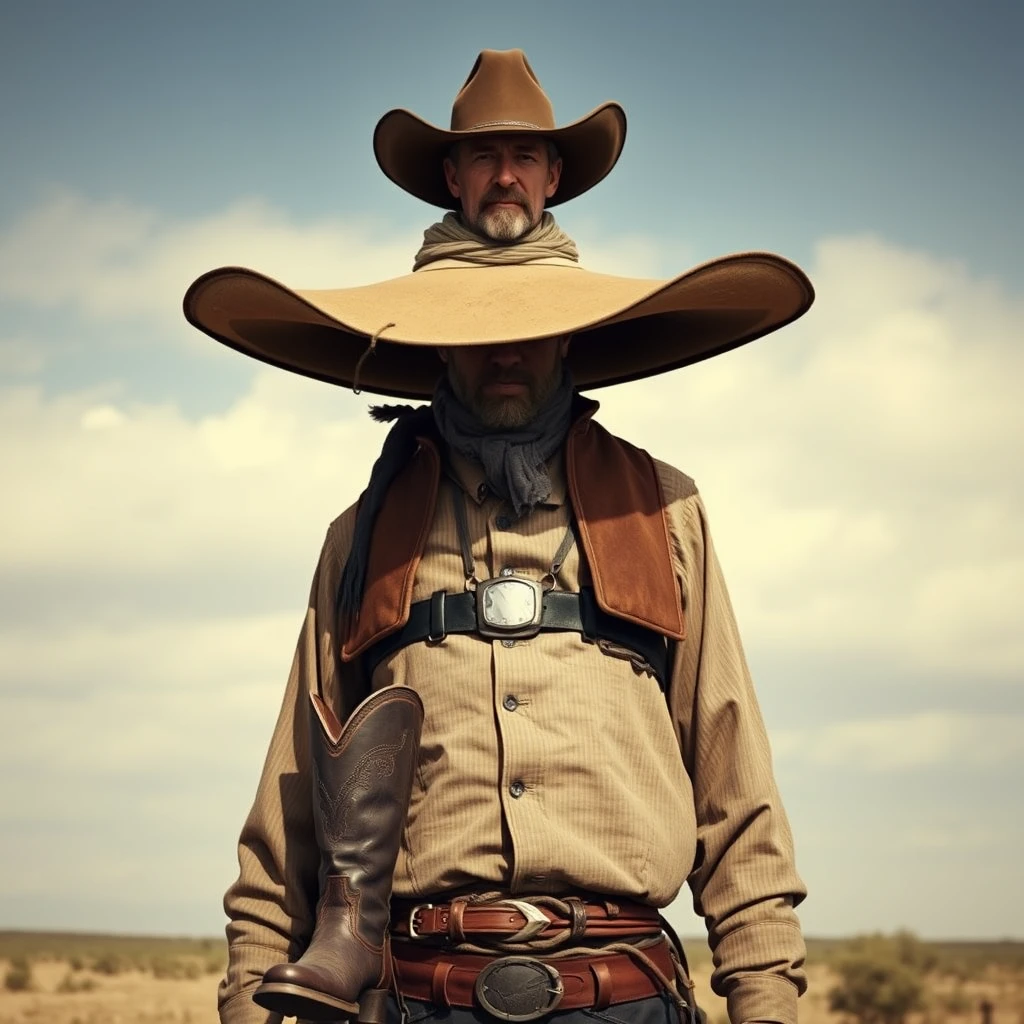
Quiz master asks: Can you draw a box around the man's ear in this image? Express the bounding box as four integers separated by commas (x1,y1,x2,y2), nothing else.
442,157,461,200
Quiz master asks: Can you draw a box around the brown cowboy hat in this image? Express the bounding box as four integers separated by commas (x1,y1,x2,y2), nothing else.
183,254,814,400
374,49,626,208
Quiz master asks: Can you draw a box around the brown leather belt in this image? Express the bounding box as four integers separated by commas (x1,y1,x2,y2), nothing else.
391,896,663,943
392,937,677,1014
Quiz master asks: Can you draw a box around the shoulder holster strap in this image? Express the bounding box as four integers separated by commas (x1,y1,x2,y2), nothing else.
364,587,669,688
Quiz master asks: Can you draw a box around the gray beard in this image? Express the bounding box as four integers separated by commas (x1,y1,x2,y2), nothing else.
476,205,532,241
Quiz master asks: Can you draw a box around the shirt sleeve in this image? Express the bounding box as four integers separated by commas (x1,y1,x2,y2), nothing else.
664,481,808,1024
217,518,356,1024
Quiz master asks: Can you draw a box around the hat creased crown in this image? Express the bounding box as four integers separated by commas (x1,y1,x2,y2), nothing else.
450,49,556,133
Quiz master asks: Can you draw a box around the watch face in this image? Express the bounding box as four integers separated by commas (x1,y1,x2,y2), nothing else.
481,577,538,628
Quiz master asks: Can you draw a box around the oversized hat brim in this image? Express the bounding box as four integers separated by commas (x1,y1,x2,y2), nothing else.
183,255,814,400
373,102,626,209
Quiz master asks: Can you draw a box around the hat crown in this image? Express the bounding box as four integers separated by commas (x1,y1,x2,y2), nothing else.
450,49,556,133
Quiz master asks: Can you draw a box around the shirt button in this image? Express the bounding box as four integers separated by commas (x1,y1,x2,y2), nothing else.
495,514,512,530
503,694,519,712
509,781,526,798
501,639,517,648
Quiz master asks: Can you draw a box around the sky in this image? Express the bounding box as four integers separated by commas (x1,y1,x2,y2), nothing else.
1,0,1022,944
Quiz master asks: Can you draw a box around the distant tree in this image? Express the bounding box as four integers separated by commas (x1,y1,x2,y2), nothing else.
828,935,926,1024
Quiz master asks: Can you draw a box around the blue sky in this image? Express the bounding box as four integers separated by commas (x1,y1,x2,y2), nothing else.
1,1,1022,944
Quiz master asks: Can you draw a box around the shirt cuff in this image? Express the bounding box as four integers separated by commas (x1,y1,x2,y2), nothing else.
726,974,801,1024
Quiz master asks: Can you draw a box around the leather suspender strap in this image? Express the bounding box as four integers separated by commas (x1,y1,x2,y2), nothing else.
363,587,669,687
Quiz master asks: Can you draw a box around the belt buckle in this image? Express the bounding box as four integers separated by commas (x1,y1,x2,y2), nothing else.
474,955,564,1022
495,899,550,941
407,902,434,939
475,576,544,640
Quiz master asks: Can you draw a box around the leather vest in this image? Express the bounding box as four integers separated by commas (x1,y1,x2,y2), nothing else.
341,404,685,662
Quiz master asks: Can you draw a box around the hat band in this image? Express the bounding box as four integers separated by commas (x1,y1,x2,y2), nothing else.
462,118,546,131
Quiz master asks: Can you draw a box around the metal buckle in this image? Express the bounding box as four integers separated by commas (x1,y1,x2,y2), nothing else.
474,955,564,1022
496,900,550,942
475,576,544,640
406,902,434,939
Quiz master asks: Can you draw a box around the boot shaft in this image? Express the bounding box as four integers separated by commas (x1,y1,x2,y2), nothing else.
308,686,424,932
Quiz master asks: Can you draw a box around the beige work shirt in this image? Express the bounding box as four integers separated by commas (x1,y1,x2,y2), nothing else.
218,444,807,1024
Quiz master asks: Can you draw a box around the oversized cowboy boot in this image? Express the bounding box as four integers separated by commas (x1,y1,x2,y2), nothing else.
253,685,424,1023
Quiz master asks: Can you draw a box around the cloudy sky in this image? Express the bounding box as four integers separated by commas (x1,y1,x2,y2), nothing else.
1,1,1021,943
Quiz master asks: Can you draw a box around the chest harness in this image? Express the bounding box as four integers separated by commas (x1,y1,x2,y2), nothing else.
363,482,671,687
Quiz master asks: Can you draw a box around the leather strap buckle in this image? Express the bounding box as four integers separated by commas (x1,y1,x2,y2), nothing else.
407,902,434,939
474,955,564,1021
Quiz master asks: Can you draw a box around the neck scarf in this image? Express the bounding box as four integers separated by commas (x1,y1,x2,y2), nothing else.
413,211,579,271
432,370,574,519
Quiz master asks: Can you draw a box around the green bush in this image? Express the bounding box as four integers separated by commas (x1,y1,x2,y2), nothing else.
828,951,924,1024
4,956,33,992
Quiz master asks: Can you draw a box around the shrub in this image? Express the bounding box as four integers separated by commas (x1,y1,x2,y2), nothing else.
91,953,126,975
4,956,33,992
57,971,97,993
828,952,925,1024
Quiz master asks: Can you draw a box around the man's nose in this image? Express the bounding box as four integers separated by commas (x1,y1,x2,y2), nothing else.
493,154,518,188
488,344,525,367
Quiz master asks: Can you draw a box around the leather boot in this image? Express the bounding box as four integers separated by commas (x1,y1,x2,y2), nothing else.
253,685,424,1023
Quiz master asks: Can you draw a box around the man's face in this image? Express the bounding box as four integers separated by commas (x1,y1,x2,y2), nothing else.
440,336,571,429
443,135,562,241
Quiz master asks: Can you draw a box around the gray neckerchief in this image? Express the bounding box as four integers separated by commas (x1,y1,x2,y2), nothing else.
432,370,574,519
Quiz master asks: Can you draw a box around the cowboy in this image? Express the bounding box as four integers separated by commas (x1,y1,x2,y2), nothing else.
185,50,810,1024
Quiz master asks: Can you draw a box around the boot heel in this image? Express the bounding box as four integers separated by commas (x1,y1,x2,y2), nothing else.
357,988,388,1024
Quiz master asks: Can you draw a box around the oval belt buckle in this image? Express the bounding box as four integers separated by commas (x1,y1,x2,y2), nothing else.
474,955,564,1022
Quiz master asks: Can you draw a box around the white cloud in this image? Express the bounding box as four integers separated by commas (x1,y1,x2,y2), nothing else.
598,233,1024,678
772,711,1023,770
0,371,379,580
0,189,420,326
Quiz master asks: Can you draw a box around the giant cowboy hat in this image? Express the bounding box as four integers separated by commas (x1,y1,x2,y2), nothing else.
184,252,814,400
374,48,626,208
184,49,814,398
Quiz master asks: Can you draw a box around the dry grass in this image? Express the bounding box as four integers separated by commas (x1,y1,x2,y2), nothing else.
0,933,1022,1024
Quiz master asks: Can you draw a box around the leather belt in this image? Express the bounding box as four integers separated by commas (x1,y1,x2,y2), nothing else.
392,937,677,1014
364,587,669,687
391,897,663,943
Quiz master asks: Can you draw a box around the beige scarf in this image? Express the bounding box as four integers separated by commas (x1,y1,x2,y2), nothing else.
412,211,579,271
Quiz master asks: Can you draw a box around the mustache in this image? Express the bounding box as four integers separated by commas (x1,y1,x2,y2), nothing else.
480,370,532,386
482,187,530,208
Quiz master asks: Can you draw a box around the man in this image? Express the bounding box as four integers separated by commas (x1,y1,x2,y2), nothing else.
184,49,812,1024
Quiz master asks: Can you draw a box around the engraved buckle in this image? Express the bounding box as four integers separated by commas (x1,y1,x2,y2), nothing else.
475,577,544,640
407,902,434,939
474,955,563,1022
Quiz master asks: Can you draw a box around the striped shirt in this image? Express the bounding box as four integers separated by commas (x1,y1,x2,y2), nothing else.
218,443,807,1024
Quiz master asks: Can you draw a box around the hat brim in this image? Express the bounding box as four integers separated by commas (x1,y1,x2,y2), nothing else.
183,255,814,400
373,102,626,208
